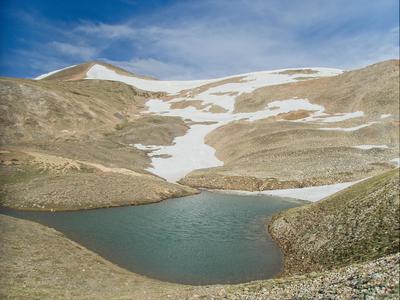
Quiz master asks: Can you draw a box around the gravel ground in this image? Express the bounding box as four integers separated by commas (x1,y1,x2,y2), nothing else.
201,253,399,300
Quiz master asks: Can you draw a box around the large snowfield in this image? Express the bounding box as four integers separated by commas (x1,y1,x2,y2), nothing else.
83,63,347,183
37,63,396,201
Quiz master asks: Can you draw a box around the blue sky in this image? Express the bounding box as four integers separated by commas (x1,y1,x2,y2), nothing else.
1,0,399,79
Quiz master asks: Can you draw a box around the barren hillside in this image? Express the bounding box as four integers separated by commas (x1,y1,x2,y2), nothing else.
1,59,399,209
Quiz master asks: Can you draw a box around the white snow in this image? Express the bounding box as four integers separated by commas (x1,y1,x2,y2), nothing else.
391,158,400,166
85,64,342,97
380,114,392,119
213,180,364,202
318,122,378,132
179,69,341,113
146,98,325,123
86,64,213,94
142,98,328,181
131,144,162,151
302,111,364,123
144,124,223,182
259,180,364,201
36,62,395,200
352,145,389,150
81,62,362,183
35,65,77,80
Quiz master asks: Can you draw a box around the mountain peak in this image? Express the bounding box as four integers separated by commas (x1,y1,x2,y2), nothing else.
35,61,156,81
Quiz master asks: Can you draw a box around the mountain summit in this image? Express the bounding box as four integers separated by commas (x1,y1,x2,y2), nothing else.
35,61,155,81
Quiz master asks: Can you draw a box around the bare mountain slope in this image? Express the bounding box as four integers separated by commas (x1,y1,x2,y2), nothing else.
235,59,399,117
1,175,399,298
179,60,399,190
3,59,399,208
269,168,399,276
0,77,196,210
36,61,155,81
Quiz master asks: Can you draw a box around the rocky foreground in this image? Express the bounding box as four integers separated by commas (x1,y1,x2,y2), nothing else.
0,59,399,298
269,168,399,276
1,169,399,299
1,213,398,300
207,253,399,300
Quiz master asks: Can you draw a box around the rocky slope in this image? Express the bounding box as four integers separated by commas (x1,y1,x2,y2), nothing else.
35,61,155,81
209,253,399,300
1,59,399,205
2,169,397,298
196,168,400,299
180,60,399,190
0,77,196,210
269,168,399,276
0,214,218,300
0,149,196,211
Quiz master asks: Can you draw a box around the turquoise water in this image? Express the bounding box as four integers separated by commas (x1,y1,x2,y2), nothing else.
1,191,300,284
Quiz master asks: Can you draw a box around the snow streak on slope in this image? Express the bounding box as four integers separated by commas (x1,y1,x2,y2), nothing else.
141,98,332,181
318,122,378,132
42,62,387,183
85,64,342,97
298,111,364,123
34,65,77,80
139,124,223,182
212,179,365,202
82,63,371,182
259,179,365,201
391,158,400,166
90,63,344,181
352,145,389,150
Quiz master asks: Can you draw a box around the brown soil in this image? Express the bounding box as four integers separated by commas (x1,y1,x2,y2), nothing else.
0,149,197,211
269,169,400,276
181,119,398,190
235,60,399,117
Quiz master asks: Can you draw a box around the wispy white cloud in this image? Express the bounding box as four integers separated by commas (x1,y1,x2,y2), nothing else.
105,58,195,79
75,23,136,39
49,42,97,59
72,16,398,79
9,0,399,79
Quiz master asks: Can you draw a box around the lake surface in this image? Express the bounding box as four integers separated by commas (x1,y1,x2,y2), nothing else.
1,191,301,284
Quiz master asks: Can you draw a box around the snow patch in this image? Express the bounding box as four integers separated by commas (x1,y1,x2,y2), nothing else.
35,65,77,80
391,158,400,166
85,64,342,96
318,122,378,132
259,180,365,201
214,180,364,202
380,114,392,119
143,124,223,182
302,111,364,123
352,145,389,150
144,98,326,181
131,144,162,151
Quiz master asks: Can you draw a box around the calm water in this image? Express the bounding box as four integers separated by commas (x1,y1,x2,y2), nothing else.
1,191,300,284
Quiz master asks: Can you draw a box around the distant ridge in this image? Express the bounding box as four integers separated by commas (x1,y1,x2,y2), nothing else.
36,61,157,81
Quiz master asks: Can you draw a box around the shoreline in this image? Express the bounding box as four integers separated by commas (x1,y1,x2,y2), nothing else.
0,210,285,288
2,210,398,299
201,177,365,202
1,168,398,298
1,177,366,212
0,189,200,213
1,192,295,286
